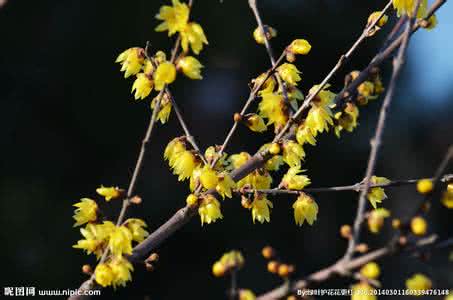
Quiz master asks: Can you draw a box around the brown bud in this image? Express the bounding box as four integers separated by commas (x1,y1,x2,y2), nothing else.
340,225,352,239
262,246,275,259
267,261,279,274
145,262,155,272
286,52,296,63
392,218,401,229
130,195,142,205
355,243,369,254
278,264,290,277
234,113,243,122
146,253,159,263
82,264,92,275
421,202,431,213
287,264,295,274
398,235,408,246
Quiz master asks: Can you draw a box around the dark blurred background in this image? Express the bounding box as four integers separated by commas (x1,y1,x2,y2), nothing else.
1,0,452,299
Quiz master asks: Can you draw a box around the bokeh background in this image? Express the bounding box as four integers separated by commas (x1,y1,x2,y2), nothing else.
1,0,452,299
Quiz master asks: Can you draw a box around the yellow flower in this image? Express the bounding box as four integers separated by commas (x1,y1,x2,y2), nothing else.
258,92,288,129
73,221,115,258
416,179,433,194
441,183,453,208
151,93,172,124
200,166,219,190
124,218,149,242
282,140,305,167
368,11,389,28
288,39,311,55
212,261,226,277
253,25,277,44
351,282,377,300
245,114,267,132
189,165,203,191
237,170,272,190
96,186,123,201
296,123,317,146
367,176,390,209
281,167,311,190
410,216,427,236
116,48,145,78
204,146,228,170
306,106,333,135
177,56,203,79
406,273,432,295
367,208,390,234
155,0,190,36
180,22,208,54
293,193,318,226
239,289,256,300
198,194,223,225
265,155,284,171
186,193,198,206
108,226,133,257
251,195,273,224
335,103,359,137
109,256,134,288
131,73,153,100
172,150,199,181
392,0,427,17
360,262,381,279
216,173,236,199
253,72,276,94
153,62,177,91
94,263,114,287
143,59,154,75
277,63,301,86
309,84,336,106
228,152,251,170
73,198,98,226
164,137,186,167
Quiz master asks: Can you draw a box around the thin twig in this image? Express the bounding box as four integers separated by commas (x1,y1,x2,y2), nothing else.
343,0,422,262
236,174,451,196
248,0,295,113
165,88,208,165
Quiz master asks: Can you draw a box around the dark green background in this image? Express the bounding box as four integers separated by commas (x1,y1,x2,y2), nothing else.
1,0,452,299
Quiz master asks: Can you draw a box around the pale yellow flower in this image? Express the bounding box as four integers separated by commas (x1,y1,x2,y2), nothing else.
293,193,318,226
73,198,98,226
177,56,203,79
155,0,190,35
153,62,177,91
180,22,208,54
251,195,273,224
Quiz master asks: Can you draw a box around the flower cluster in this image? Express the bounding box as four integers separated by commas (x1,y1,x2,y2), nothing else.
72,187,149,287
115,0,207,124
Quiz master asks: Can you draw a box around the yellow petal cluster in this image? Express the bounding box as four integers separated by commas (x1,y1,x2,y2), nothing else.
198,194,223,225
212,250,244,277
277,63,301,86
392,0,427,17
367,176,390,208
73,198,98,227
406,273,432,295
96,186,122,201
296,124,317,146
73,221,116,258
282,140,305,167
153,61,177,91
177,56,203,79
441,183,453,209
360,262,381,279
281,167,311,190
367,208,390,234
200,166,218,189
155,0,190,35
216,173,236,199
258,92,288,129
293,193,318,226
251,195,273,224
151,92,172,124
246,114,267,132
288,39,312,55
94,256,133,288
124,218,149,242
180,22,208,54
351,282,377,300
131,73,153,100
164,138,200,181
253,25,277,45
116,48,145,78
335,103,359,137
108,225,133,257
